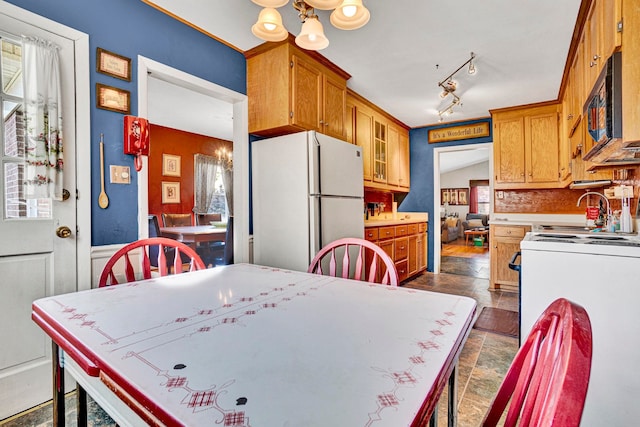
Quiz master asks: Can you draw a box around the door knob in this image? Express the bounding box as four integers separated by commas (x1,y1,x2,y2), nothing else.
56,226,72,238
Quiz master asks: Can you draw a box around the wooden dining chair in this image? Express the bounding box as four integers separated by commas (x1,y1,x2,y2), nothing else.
98,237,206,287
308,237,399,286
195,212,222,225
482,298,592,427
162,212,192,227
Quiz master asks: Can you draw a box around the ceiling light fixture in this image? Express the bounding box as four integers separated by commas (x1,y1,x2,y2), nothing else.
436,52,476,121
251,0,370,51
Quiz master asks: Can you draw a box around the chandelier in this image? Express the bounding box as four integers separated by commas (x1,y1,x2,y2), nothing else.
437,52,476,122
216,147,233,171
251,0,370,51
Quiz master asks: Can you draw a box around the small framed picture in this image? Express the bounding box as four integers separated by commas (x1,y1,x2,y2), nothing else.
96,48,131,81
162,154,181,177
96,83,130,114
441,189,450,204
161,182,180,204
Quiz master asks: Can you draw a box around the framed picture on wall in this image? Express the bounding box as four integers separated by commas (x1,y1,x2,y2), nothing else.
96,48,131,81
161,181,180,204
441,189,450,204
162,154,181,177
441,188,469,205
458,188,469,205
96,83,130,114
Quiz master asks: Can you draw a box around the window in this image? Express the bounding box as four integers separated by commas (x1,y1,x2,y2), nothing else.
469,179,490,214
194,153,228,221
1,34,52,219
476,185,490,214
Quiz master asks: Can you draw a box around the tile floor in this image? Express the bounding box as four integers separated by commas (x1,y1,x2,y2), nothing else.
1,260,518,427
404,267,519,426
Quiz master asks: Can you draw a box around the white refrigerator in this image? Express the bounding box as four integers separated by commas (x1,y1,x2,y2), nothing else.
252,130,364,272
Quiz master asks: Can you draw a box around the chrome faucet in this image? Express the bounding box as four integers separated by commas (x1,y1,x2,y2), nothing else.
577,191,610,227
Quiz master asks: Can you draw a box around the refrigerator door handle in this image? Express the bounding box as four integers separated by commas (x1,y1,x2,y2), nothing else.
309,194,321,259
309,132,321,196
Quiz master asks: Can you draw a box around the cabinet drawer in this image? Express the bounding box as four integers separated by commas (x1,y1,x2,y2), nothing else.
395,225,408,237
493,226,526,238
419,223,427,233
378,226,395,240
407,223,419,234
364,228,379,241
394,237,409,260
396,259,408,282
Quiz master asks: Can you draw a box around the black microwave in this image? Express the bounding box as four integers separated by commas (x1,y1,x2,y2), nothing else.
584,52,622,153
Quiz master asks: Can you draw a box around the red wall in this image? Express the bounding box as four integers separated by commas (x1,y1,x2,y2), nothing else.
148,124,232,225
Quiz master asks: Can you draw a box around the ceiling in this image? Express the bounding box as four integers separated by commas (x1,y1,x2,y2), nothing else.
145,0,582,131
440,148,490,174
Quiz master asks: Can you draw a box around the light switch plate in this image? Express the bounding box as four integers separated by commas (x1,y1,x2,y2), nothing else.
110,165,131,184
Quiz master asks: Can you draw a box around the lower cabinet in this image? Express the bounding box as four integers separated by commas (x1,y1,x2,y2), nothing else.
365,221,428,283
489,224,531,291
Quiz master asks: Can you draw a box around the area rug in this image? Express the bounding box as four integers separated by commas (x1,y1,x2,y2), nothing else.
473,306,519,338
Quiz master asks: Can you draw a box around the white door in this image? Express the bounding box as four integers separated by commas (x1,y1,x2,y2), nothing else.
0,14,78,418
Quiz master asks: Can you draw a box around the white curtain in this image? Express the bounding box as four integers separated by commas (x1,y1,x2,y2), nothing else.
22,36,64,200
193,154,219,214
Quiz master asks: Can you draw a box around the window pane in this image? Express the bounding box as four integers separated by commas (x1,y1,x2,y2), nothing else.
4,162,52,219
477,186,490,203
1,39,23,97
3,101,24,156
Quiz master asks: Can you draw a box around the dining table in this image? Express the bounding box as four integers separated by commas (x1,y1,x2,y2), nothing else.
160,225,226,245
32,263,476,427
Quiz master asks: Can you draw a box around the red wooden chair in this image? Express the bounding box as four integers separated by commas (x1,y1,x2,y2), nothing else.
482,298,593,427
308,237,399,286
98,237,206,287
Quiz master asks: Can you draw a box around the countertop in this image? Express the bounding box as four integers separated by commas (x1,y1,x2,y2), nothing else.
364,212,428,227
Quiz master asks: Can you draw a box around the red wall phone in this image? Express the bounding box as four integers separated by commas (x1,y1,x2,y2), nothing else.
124,115,150,171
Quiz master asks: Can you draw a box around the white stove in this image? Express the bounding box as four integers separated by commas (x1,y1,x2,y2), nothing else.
522,225,640,257
519,226,640,425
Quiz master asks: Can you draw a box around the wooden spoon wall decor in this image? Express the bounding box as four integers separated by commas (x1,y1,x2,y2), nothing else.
98,134,109,209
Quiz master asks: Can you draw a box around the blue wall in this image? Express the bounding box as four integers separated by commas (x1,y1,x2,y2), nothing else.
400,119,492,271
8,0,246,245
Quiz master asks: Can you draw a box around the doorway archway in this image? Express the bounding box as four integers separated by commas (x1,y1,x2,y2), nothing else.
136,56,249,262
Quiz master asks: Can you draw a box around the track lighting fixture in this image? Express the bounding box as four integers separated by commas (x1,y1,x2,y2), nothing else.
436,52,476,121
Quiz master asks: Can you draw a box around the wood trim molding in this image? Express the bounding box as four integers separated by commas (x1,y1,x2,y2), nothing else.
141,0,244,53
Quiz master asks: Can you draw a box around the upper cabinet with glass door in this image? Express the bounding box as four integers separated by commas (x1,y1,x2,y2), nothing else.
373,116,387,183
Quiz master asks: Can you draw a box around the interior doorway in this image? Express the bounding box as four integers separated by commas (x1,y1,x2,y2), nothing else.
432,143,493,274
136,56,249,263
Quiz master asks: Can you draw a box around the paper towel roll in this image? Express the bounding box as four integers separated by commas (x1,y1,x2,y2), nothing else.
392,202,397,218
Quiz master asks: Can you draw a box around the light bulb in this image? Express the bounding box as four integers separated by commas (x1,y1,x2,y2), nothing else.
264,22,276,31
342,5,357,17
309,33,317,42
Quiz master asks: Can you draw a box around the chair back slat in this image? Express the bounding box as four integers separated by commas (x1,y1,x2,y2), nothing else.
308,238,399,286
482,298,592,427
342,244,352,280
99,237,206,287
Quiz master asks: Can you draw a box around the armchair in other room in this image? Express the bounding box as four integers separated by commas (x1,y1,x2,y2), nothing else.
462,213,489,232
441,216,461,243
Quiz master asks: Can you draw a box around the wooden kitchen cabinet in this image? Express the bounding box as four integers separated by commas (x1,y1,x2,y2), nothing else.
365,221,427,282
584,0,622,92
246,37,349,139
492,102,562,189
489,224,531,292
387,123,411,190
346,89,410,192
